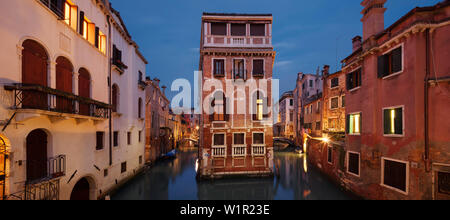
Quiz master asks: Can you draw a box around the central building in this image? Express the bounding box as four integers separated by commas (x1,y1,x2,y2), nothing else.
198,13,276,179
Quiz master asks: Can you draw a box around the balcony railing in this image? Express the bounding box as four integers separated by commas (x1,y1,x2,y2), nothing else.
232,146,247,157
252,145,266,156
252,71,265,78
204,36,272,48
4,84,110,119
212,147,226,157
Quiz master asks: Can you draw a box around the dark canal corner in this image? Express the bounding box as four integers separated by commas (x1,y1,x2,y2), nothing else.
111,149,358,200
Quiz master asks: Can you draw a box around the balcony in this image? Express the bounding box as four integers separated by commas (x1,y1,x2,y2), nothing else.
112,59,128,74
138,80,147,90
252,71,265,78
204,36,272,48
252,145,266,156
212,147,226,158
4,84,110,121
232,146,247,157
6,155,65,200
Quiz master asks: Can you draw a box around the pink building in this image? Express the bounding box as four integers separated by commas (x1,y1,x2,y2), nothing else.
340,0,450,200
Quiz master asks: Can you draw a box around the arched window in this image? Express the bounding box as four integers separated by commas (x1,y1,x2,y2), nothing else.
56,56,74,113
112,84,119,113
138,98,143,119
210,91,228,122
252,91,269,121
22,40,49,110
78,68,91,116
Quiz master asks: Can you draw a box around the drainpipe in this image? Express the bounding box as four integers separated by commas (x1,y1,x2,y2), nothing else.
107,15,113,166
424,28,431,172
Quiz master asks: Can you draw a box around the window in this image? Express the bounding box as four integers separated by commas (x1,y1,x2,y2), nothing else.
231,23,246,36
309,80,313,88
112,84,119,112
331,78,339,88
383,107,404,136
253,133,264,145
330,97,339,110
127,132,131,145
121,162,127,173
347,113,361,135
328,118,337,130
40,0,65,18
233,59,245,79
382,158,408,194
139,156,143,165
250,24,265,36
290,99,294,106
327,146,333,164
347,152,360,177
316,121,321,130
253,91,268,121
438,172,450,195
252,60,264,77
98,31,107,54
79,13,96,45
104,169,108,177
210,91,227,122
96,132,104,150
378,46,403,78
64,0,78,30
211,22,227,35
233,133,245,145
113,131,119,147
347,68,362,91
341,96,346,108
139,131,142,143
213,59,225,76
290,111,294,122
112,45,126,69
138,98,143,119
317,101,321,111
213,133,225,146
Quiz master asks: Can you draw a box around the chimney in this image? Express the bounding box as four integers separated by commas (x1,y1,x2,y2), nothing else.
361,0,387,41
322,65,330,77
153,78,160,87
162,85,167,96
352,36,362,52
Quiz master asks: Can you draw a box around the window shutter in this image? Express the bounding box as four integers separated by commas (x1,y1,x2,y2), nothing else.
346,115,350,134
392,47,402,73
395,108,403,135
378,55,388,78
358,69,362,87
346,73,351,90
210,97,215,122
211,23,227,36
231,24,246,36
79,11,85,35
95,27,100,48
263,96,269,118
224,96,229,121
384,109,390,135
359,113,362,134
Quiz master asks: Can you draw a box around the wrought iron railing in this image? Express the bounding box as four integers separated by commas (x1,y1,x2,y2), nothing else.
4,84,110,119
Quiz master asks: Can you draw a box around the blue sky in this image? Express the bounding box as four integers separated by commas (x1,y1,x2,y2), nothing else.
110,0,442,100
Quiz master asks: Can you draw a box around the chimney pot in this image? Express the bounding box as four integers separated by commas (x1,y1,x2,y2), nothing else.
352,36,362,52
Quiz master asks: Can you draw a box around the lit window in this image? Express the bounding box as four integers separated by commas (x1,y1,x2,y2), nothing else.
257,99,263,121
64,1,78,30
383,107,403,136
99,31,107,54
347,113,361,135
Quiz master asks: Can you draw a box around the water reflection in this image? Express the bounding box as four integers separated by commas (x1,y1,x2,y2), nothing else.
112,150,353,200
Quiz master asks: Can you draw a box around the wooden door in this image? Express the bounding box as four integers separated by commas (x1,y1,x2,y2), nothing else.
26,129,48,183
78,68,91,116
22,40,48,110
70,178,90,200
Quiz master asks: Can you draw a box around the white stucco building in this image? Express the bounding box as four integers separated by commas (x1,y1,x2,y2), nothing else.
0,0,146,200
274,91,294,138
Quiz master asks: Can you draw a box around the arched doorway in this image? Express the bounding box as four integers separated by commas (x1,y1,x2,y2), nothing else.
70,178,91,200
78,68,91,116
56,56,74,113
22,40,49,110
26,129,48,183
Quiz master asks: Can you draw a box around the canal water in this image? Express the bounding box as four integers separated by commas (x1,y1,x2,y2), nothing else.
112,150,354,200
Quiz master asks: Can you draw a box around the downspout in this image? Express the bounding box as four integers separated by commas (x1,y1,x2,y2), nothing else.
107,15,113,166
424,28,431,172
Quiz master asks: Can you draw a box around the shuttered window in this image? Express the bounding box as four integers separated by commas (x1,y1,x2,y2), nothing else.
213,134,225,146
211,23,227,36
96,132,104,150
347,68,362,90
231,24,246,36
250,24,265,36
213,59,225,76
383,159,407,193
378,46,403,78
253,60,264,76
347,152,360,176
233,133,245,145
383,107,403,136
210,91,228,122
331,78,339,88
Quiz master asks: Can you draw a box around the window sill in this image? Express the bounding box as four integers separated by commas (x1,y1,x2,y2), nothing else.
347,171,360,178
348,87,361,93
383,134,405,138
348,133,361,136
380,183,408,196
382,71,403,80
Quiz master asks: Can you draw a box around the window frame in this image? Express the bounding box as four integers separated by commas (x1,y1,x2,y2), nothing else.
252,132,265,145
330,77,339,89
381,157,410,195
330,96,340,110
347,68,362,92
212,58,226,77
96,131,104,151
327,146,333,165
113,131,119,147
382,105,405,137
212,132,226,147
250,23,266,37
232,132,246,146
380,44,404,80
348,112,362,136
346,151,361,177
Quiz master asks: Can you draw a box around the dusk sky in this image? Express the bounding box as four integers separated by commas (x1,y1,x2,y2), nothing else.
110,0,442,101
